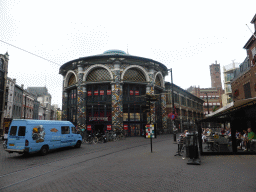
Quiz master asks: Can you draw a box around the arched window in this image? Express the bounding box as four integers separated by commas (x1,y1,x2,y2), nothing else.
123,68,146,82
68,74,76,86
155,75,161,87
86,68,111,82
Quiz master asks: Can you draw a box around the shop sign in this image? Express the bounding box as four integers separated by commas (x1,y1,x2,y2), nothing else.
124,124,128,130
107,90,111,95
87,125,92,131
130,90,134,95
94,90,98,95
89,117,108,121
100,90,104,95
135,91,139,95
107,125,112,130
87,91,92,96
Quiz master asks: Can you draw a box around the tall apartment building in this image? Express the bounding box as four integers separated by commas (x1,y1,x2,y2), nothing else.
222,61,240,106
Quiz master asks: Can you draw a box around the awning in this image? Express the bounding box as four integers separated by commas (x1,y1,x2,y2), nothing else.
201,97,256,122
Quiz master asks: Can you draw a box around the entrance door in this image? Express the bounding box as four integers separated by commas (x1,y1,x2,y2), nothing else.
94,124,105,134
130,124,140,136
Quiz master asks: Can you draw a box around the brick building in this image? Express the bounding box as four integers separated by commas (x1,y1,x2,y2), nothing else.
232,13,256,101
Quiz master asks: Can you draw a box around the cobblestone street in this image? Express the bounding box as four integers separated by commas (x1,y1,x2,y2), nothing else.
1,135,256,192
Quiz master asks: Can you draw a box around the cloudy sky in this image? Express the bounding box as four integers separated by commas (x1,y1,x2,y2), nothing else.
0,0,256,109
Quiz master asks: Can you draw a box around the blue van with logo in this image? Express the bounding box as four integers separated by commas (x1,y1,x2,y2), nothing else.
5,120,82,155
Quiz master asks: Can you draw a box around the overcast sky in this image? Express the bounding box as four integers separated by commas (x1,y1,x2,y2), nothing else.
0,0,256,109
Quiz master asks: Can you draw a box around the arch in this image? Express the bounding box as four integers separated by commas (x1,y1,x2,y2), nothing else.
154,72,164,87
83,64,113,82
121,65,149,82
64,70,78,88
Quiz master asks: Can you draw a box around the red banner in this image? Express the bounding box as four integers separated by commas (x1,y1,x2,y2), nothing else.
124,124,128,130
100,90,104,95
130,90,134,95
94,91,98,95
107,90,111,95
107,125,112,130
135,91,139,95
87,125,92,131
88,91,92,96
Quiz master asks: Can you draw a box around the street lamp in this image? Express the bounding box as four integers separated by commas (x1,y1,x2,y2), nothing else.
167,68,177,142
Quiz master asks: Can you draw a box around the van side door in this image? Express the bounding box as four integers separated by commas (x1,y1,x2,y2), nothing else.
60,126,71,147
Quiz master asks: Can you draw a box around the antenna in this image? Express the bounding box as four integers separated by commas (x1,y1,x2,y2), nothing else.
246,24,256,39
127,44,129,54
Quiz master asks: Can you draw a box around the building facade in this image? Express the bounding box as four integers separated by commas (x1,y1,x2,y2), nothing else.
4,77,15,118
12,83,23,119
0,52,9,136
232,14,256,101
27,87,52,120
60,49,169,135
165,83,204,133
222,62,240,106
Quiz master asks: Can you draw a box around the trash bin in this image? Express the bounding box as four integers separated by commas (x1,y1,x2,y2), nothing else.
185,132,201,165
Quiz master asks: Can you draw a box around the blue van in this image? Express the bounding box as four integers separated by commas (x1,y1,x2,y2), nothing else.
5,120,82,155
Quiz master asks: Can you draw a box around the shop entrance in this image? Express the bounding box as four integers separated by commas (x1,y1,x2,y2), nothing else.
130,124,140,136
94,124,105,134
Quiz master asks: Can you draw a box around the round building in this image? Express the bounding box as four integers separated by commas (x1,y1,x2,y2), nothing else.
59,50,168,136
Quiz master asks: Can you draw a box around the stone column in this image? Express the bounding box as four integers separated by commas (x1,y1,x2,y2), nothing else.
62,90,68,120
77,64,86,129
146,69,155,124
111,61,123,131
161,93,167,131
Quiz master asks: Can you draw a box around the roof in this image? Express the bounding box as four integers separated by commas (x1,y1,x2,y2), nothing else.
27,87,50,97
59,50,168,73
251,13,256,23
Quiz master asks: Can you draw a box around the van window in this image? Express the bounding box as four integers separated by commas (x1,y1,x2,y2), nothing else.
10,126,17,136
72,127,76,134
61,126,70,134
18,126,26,136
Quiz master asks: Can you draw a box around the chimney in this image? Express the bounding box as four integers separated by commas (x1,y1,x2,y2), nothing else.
13,79,16,84
21,84,24,89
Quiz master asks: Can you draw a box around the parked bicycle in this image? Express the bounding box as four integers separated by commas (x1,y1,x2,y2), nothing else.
116,130,126,140
106,131,118,142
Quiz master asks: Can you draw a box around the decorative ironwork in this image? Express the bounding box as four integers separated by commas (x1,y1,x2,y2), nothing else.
86,68,111,82
155,75,161,87
123,68,146,82
68,74,76,86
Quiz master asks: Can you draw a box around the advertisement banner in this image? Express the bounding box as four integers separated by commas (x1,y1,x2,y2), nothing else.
87,125,92,131
107,90,111,95
88,91,92,96
130,90,134,95
107,125,112,130
94,91,98,95
100,90,104,95
124,124,128,130
135,91,139,95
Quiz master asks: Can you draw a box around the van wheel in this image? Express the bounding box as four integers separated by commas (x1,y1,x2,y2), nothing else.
75,141,81,148
40,146,48,156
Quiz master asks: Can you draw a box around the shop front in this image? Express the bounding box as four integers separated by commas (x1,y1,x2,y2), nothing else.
197,98,256,155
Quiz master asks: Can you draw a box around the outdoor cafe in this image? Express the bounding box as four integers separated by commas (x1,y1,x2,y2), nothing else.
196,97,256,155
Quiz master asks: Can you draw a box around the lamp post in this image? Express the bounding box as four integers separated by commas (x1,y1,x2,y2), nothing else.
168,68,177,142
